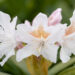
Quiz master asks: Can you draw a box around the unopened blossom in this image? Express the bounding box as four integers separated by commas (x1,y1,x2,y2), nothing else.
0,11,17,66
16,12,66,63
60,10,75,63
48,8,62,26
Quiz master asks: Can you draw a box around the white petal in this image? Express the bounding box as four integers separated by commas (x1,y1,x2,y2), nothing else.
16,21,32,43
0,26,4,34
24,20,31,30
16,44,39,62
41,44,59,63
5,16,17,35
46,24,67,44
0,11,11,26
0,39,16,55
70,10,75,24
16,27,39,44
32,13,48,29
0,49,15,66
0,48,4,58
0,40,16,66
60,47,71,63
63,33,75,54
11,16,17,30
0,43,10,57
0,12,17,35
17,20,31,32
0,27,5,42
46,24,67,34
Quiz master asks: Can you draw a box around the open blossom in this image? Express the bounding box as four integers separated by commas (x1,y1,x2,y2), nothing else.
0,11,17,66
60,10,75,63
16,12,66,63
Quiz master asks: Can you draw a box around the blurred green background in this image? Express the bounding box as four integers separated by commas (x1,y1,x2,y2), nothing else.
0,0,75,75
0,0,75,24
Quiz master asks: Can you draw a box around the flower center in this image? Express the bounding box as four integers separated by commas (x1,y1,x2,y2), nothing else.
65,25,75,36
30,25,50,38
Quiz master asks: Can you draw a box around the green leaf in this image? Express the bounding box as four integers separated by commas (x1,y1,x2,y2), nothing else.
0,72,10,75
2,56,29,75
48,57,75,75
10,56,29,75
58,66,75,75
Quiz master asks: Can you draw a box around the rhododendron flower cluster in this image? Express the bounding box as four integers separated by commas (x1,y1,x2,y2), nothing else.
0,8,75,66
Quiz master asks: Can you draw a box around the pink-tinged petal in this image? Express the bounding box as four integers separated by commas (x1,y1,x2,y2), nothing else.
48,8,62,26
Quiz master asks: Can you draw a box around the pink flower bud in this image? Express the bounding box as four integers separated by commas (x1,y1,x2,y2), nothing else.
48,8,62,26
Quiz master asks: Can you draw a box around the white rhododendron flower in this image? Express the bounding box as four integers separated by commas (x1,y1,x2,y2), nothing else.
16,10,67,63
60,10,75,63
0,11,17,66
